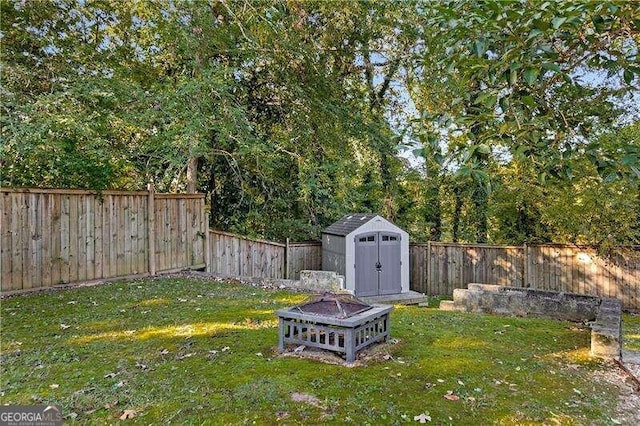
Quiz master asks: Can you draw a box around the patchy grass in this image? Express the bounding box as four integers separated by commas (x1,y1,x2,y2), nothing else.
623,313,640,352
0,278,625,424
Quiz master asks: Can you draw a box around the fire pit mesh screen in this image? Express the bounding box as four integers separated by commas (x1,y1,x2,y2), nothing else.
293,292,373,319
276,292,392,363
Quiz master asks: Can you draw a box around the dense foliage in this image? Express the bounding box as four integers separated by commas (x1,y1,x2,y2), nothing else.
1,0,638,244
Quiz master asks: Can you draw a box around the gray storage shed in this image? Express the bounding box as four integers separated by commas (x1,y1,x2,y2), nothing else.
322,213,409,297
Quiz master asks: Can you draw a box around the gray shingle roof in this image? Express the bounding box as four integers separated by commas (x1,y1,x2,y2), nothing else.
322,213,377,236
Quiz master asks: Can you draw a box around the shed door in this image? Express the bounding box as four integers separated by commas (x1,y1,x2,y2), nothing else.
379,233,401,295
355,233,379,296
355,232,402,296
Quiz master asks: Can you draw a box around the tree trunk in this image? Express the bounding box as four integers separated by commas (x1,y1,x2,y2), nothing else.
186,157,198,193
452,186,463,242
472,184,488,243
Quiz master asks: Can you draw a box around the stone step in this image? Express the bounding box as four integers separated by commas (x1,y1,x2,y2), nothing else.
359,291,427,305
438,300,456,311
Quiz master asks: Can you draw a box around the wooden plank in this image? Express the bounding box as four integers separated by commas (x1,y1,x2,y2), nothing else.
185,198,194,268
50,194,61,286
179,198,187,268
20,193,31,289
114,194,123,277
124,195,132,275
138,195,147,275
32,193,43,288
77,194,87,282
94,195,104,279
60,194,70,284
69,194,79,283
40,193,52,287
147,187,156,276
1,193,13,290
10,193,23,290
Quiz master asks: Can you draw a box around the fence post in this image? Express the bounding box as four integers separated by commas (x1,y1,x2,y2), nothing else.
147,183,156,276
284,238,290,279
523,243,528,288
204,214,210,273
426,240,432,295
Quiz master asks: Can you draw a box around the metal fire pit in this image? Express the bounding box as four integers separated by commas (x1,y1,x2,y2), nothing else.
276,293,392,362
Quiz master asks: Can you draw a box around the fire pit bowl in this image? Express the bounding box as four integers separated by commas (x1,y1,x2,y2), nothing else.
276,293,392,362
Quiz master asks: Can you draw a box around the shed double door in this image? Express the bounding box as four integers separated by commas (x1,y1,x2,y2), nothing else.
355,232,401,296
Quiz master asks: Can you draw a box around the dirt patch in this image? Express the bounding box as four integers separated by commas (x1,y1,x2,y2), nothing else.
275,339,402,367
590,359,640,425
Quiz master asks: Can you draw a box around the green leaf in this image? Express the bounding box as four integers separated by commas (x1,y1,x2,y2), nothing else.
472,39,486,57
477,144,491,154
621,154,638,166
483,94,498,109
541,62,561,72
523,68,540,85
522,95,536,108
551,17,566,29
411,148,426,158
623,69,634,85
510,69,518,85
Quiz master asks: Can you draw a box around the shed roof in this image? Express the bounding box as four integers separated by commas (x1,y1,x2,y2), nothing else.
322,213,377,236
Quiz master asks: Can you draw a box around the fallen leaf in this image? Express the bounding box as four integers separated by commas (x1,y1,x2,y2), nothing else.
221,346,230,352
255,352,263,357
436,379,445,383
49,384,59,389
104,401,119,409
115,381,127,388
119,409,137,420
159,349,169,355
444,391,460,401
293,345,305,353
60,324,71,330
414,413,432,423
104,372,118,378
176,353,195,360
457,380,465,386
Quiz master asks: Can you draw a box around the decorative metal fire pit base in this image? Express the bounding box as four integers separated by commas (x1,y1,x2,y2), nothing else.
276,293,392,362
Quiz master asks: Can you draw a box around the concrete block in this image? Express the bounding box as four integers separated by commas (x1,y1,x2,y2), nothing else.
298,270,345,292
439,300,457,311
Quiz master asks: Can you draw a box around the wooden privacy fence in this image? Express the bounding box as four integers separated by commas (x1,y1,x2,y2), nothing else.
1,188,207,292
208,230,321,280
2,190,638,310
410,242,640,310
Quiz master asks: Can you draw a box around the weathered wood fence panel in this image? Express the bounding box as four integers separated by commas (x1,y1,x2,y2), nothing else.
208,231,320,280
525,245,639,311
414,242,639,310
208,230,285,278
1,188,206,292
425,242,525,295
409,243,428,294
154,194,206,273
287,242,322,279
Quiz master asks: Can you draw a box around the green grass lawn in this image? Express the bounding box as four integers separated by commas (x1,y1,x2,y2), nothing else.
0,277,629,424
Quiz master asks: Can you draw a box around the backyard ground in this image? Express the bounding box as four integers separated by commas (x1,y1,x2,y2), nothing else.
1,276,639,425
